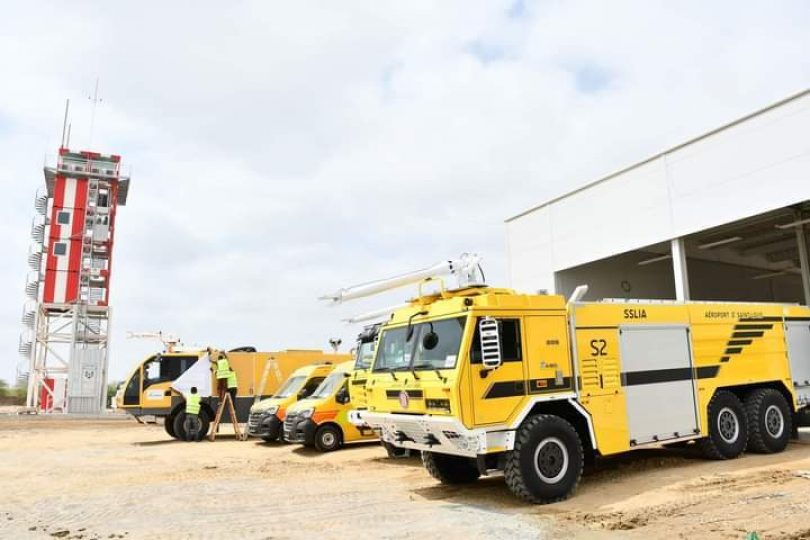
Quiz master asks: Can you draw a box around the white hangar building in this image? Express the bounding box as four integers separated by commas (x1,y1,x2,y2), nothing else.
506,89,810,306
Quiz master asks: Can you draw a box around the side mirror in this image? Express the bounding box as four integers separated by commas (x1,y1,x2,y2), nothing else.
479,317,502,370
336,387,349,404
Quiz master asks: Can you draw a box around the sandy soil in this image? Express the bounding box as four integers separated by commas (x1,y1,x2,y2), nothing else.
0,415,809,539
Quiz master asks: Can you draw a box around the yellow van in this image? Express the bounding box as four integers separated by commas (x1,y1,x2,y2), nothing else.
283,360,378,451
247,362,337,442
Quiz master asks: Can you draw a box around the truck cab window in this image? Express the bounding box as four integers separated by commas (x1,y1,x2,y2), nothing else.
143,355,199,389
470,318,522,364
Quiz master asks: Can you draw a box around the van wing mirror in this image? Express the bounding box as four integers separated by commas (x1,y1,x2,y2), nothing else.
479,317,503,370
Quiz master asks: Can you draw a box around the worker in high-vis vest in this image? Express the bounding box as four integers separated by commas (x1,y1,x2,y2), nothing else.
184,386,202,442
213,352,231,398
226,368,238,403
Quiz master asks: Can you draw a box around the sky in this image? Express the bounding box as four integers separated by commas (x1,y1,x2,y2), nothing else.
2,1,810,385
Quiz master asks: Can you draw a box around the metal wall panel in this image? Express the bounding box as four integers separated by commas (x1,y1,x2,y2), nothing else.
67,347,105,414
619,326,698,445
786,322,810,406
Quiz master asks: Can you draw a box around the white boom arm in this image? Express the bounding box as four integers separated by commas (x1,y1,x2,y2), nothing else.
320,253,484,305
126,331,182,352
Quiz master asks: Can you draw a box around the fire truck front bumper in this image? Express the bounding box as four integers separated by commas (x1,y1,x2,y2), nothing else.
351,410,513,458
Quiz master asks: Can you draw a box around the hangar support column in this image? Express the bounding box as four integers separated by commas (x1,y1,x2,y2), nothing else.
796,224,810,307
671,238,690,302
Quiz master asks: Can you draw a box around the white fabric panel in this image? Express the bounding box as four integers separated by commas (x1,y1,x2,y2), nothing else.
172,353,213,397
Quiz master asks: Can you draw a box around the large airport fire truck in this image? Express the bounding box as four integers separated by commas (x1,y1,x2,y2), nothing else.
322,254,810,504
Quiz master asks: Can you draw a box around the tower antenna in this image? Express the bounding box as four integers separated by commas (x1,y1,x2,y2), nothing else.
88,77,102,147
60,99,70,149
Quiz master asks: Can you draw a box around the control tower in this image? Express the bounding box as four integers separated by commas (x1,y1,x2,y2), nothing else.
20,148,130,414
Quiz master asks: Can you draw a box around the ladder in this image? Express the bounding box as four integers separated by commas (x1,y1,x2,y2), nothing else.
208,391,246,441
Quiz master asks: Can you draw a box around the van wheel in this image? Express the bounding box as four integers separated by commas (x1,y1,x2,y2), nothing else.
504,414,583,504
164,415,177,439
314,425,342,452
699,390,747,459
745,389,792,454
422,451,480,484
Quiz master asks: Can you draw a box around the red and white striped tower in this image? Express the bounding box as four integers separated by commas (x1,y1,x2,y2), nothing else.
21,147,130,413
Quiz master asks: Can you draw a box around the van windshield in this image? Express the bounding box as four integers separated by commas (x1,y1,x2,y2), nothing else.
311,371,348,399
273,375,306,398
373,316,466,372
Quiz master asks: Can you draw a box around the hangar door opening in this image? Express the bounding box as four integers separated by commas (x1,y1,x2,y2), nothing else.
555,204,810,305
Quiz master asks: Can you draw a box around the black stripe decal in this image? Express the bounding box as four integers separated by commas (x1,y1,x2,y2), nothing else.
697,366,720,379
621,365,721,386
623,368,692,386
351,379,367,386
733,324,773,330
484,380,525,399
727,339,752,346
720,356,730,363
785,316,810,321
732,331,765,338
739,317,782,322
724,347,743,355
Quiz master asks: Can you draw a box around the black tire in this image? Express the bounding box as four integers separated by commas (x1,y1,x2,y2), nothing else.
504,414,583,504
383,442,411,459
314,424,342,452
261,434,278,443
174,411,210,442
699,390,747,460
745,388,792,454
422,451,480,484
164,415,177,439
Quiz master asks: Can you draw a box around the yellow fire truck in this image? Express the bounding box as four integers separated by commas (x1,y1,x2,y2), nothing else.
323,254,810,504
283,359,378,451
116,346,344,441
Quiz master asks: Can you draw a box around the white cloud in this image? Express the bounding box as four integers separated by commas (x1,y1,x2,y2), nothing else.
1,0,809,383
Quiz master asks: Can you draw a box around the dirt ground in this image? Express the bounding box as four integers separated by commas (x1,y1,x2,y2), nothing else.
1,415,810,539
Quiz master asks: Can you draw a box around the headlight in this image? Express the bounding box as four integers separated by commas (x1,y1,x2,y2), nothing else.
264,406,279,416
299,408,314,418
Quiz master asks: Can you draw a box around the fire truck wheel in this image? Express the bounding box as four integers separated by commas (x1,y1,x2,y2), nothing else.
699,390,748,459
261,434,279,443
745,388,792,454
504,414,583,504
422,451,480,484
314,424,342,452
164,415,178,439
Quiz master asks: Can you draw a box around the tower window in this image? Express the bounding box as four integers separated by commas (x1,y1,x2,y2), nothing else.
57,211,70,225
53,242,67,256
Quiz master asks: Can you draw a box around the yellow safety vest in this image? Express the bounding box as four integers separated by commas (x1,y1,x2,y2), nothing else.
185,393,201,415
216,358,231,379
227,370,238,389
